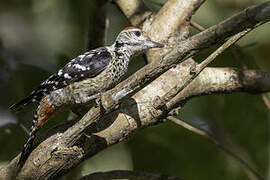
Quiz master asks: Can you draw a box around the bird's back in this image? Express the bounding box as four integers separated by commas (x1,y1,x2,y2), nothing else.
10,47,112,111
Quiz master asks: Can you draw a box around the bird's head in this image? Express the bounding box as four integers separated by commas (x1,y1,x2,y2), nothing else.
114,27,164,57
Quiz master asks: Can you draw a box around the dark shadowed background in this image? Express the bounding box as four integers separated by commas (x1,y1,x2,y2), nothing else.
0,0,269,179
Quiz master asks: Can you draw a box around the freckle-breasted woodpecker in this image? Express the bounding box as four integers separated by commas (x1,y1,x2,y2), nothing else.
10,27,163,167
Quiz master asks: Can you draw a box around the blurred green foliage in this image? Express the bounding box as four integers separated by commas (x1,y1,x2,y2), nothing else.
0,0,269,179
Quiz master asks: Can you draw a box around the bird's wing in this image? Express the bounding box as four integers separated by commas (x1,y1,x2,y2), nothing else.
10,47,112,111
39,47,112,93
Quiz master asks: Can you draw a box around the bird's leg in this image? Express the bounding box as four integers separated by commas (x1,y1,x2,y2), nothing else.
95,94,106,113
71,93,101,117
95,97,101,108
95,92,112,114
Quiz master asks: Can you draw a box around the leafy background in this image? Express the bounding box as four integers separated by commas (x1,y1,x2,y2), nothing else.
0,0,269,179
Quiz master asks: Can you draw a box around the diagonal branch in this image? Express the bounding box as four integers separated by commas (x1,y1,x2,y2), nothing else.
146,0,206,40
167,116,263,180
116,0,206,63
3,65,270,179
166,66,270,111
115,0,152,26
154,28,252,109
1,1,270,179
101,1,270,110
145,0,206,62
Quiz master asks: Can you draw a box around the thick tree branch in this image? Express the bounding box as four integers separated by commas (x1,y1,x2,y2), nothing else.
1,1,270,179
116,0,206,63
147,0,205,40
163,1,270,66
154,28,252,109
101,2,270,110
167,66,270,111
2,62,270,179
115,0,152,26
145,0,206,62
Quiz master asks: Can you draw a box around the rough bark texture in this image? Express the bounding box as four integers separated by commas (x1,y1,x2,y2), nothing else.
1,0,270,179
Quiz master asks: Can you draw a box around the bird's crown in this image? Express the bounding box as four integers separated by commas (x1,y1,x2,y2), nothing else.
114,26,163,56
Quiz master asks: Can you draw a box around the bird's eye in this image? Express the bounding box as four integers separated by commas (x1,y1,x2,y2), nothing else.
134,31,141,37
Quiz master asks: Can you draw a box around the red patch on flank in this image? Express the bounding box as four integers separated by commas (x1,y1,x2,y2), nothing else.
37,96,58,127
124,26,140,30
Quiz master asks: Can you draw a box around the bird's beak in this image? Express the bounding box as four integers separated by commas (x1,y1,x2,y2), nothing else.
144,40,164,48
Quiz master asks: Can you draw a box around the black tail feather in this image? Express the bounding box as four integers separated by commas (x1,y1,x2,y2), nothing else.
17,109,40,168
10,93,36,111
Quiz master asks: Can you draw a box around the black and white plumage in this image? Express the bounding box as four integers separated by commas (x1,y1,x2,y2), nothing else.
11,27,163,168
10,47,111,110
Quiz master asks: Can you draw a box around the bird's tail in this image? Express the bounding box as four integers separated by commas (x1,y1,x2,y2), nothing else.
10,92,37,111
17,109,40,168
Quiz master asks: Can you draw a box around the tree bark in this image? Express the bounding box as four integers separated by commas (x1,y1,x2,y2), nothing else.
1,1,270,179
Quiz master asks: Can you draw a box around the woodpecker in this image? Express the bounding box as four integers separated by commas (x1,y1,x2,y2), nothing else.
10,27,163,167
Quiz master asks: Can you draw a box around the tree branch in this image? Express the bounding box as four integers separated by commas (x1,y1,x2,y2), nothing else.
115,0,152,26
101,1,270,110
147,0,205,40
2,63,270,179
167,116,263,180
154,28,252,109
166,66,270,110
145,0,206,62
116,0,206,63
1,1,270,179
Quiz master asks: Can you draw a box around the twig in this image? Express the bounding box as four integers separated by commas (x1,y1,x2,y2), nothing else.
198,29,252,70
190,20,205,32
19,123,29,135
154,28,253,109
167,116,264,180
167,116,207,137
190,20,249,70
262,94,270,110
230,43,270,112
